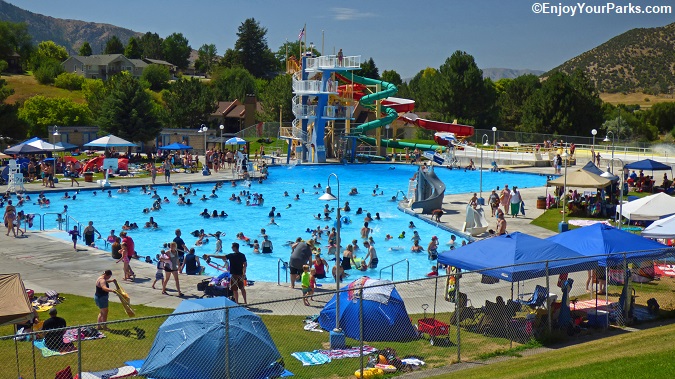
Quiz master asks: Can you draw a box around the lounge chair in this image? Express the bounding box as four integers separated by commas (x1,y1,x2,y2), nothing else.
518,285,549,310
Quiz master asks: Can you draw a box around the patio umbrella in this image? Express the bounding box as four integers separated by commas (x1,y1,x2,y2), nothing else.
0,152,11,159
225,137,246,145
4,143,44,154
157,142,193,151
624,159,671,171
54,141,79,151
84,134,137,148
27,140,65,152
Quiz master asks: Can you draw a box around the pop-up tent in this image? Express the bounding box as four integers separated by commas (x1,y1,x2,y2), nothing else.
619,192,675,221
437,232,596,282
548,223,673,265
139,297,284,379
319,277,418,342
547,169,611,189
625,159,671,171
642,214,675,239
0,274,33,326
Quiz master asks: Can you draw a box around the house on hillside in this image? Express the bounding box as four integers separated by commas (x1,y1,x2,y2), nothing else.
61,54,145,80
209,95,262,134
142,58,177,75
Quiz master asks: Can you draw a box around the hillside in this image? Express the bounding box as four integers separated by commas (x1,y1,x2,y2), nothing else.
482,68,544,81
546,22,675,94
0,0,142,55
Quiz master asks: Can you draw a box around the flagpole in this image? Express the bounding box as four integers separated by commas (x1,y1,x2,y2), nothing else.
322,30,324,56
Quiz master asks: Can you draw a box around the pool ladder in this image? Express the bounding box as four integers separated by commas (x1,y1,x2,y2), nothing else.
379,259,410,281
277,258,289,285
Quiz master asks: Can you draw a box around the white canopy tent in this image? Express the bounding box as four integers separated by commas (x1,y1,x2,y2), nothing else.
642,214,675,239
619,192,675,222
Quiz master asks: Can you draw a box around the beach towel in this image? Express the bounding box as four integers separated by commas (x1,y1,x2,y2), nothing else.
62,328,105,344
291,351,331,366
75,366,137,379
303,321,324,333
33,339,77,357
113,282,135,317
316,345,377,359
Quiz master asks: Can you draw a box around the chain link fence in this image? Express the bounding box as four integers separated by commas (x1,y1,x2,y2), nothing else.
4,251,674,379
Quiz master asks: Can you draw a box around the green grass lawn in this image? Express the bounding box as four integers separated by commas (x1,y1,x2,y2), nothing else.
428,321,675,379
4,73,86,104
1,294,525,379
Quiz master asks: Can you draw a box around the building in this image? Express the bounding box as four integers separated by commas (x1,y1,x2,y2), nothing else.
209,95,262,134
61,55,176,80
0,52,22,73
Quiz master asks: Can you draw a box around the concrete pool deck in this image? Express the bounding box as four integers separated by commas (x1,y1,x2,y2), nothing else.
0,162,559,315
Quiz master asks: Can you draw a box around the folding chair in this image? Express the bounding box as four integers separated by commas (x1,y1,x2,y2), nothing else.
518,285,549,310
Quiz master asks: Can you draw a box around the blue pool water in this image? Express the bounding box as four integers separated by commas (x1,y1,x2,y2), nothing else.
24,164,547,282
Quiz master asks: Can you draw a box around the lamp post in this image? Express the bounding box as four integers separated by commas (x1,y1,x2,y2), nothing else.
591,129,597,162
385,124,390,161
491,127,497,161
480,134,489,201
559,149,569,232
605,158,625,229
198,124,208,167
603,131,615,173
219,124,225,152
319,173,341,333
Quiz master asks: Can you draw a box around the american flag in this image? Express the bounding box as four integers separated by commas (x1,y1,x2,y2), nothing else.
298,26,305,41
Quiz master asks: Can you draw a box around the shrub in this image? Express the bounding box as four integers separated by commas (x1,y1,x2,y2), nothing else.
33,59,64,85
54,72,85,90
141,64,171,91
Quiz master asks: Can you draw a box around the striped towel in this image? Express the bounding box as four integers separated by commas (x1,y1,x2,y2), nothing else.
33,339,77,357
316,345,377,359
291,351,331,366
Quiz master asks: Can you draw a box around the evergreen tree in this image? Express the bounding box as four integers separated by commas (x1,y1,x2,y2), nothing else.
163,77,217,128
124,37,142,59
233,18,277,78
161,33,191,69
497,74,541,130
79,42,93,56
97,73,162,142
104,36,124,55
357,57,380,80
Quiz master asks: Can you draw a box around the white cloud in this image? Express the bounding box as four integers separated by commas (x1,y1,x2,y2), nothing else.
331,7,376,21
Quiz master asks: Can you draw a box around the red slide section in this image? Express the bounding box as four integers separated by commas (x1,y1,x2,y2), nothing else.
400,112,475,138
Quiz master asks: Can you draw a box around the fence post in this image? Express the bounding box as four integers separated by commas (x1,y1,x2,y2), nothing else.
359,286,364,378
77,326,82,378
623,254,628,325
546,262,551,334
225,307,231,379
456,273,461,363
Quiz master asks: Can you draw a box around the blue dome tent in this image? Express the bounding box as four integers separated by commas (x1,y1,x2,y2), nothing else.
319,277,418,342
139,297,283,379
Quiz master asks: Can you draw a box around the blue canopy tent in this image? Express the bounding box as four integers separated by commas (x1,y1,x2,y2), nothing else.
139,297,284,379
624,159,671,171
54,141,79,151
319,277,419,342
158,142,193,151
437,232,597,282
547,223,674,266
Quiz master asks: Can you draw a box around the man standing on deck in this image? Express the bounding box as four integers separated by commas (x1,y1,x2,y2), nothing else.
289,239,314,288
173,229,188,264
205,242,247,304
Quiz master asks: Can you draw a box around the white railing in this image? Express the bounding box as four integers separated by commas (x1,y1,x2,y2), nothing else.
292,104,317,118
305,55,361,70
292,80,321,93
323,105,355,119
292,125,308,141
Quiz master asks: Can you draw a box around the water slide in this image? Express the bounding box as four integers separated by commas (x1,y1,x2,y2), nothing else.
347,73,399,135
410,166,446,214
463,204,489,236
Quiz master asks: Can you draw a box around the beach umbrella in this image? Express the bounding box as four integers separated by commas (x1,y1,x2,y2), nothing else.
225,137,247,145
0,152,11,159
157,142,193,151
84,134,137,148
27,140,65,152
4,143,44,154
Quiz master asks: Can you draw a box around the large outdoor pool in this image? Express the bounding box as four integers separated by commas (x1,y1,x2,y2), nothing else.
25,164,547,282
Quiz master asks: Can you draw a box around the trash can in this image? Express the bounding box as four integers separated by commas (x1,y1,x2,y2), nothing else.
536,196,546,209
83,172,94,182
477,197,485,206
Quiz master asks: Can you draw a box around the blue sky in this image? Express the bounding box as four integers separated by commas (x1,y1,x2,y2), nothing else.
5,0,673,78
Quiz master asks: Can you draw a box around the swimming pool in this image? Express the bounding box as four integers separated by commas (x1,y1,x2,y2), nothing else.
26,164,547,282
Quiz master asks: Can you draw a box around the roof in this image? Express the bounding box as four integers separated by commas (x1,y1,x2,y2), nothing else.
128,59,148,69
66,54,128,66
143,58,176,68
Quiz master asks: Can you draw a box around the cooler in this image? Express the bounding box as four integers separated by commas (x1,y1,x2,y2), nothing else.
329,329,346,349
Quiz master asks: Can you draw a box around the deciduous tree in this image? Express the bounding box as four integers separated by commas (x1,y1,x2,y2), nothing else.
258,74,293,122
381,70,402,87
79,42,93,56
18,95,91,137
163,77,217,128
195,43,218,76
161,33,191,69
210,66,257,101
0,21,32,66
139,32,163,59
497,74,541,130
141,64,171,91
97,73,162,142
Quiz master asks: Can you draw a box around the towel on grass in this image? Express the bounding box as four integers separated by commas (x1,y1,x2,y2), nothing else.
303,321,324,332
291,351,331,366
33,339,77,357
316,345,377,359
62,328,105,344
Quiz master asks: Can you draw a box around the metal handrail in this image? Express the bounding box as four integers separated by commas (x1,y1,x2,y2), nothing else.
27,212,42,231
277,259,288,286
66,215,83,240
42,212,64,230
379,259,409,281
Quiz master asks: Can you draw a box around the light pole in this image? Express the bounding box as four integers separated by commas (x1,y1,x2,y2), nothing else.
480,134,489,202
219,124,225,152
319,173,341,334
560,149,569,232
385,124,390,161
591,129,597,162
603,131,615,173
491,127,497,161
605,158,625,229
198,124,208,168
